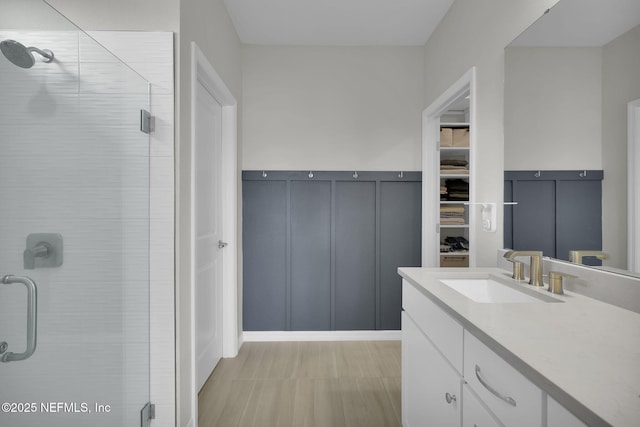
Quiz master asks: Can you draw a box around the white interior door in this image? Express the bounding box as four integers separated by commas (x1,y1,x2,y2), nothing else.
195,80,224,390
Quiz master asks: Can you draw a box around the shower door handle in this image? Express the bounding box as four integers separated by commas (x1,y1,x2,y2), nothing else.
1,275,37,362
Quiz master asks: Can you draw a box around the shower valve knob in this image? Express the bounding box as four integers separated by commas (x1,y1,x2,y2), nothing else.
0,342,7,354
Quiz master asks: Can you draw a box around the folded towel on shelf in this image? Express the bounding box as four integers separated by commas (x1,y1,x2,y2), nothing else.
440,203,465,225
440,159,469,174
440,159,469,167
443,236,469,252
440,217,466,225
440,205,465,214
443,179,469,201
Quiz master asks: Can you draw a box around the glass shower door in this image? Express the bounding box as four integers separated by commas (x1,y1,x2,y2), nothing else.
0,1,150,426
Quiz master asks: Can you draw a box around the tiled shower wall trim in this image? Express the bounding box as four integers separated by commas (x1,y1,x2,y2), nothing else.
89,32,175,427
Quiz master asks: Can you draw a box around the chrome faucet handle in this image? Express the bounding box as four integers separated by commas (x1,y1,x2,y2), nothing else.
548,271,578,295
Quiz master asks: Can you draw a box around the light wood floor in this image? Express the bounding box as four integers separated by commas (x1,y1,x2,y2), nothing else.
198,341,401,427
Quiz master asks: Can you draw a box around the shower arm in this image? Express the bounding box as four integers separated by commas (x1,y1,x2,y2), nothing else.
28,46,54,63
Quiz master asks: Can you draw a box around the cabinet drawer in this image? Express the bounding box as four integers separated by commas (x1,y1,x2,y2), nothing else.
403,280,463,373
464,331,542,427
462,385,501,427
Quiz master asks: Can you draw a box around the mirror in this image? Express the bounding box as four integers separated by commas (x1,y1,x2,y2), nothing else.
503,0,640,272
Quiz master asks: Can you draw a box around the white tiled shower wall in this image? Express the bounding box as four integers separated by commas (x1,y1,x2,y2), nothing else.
90,31,176,427
0,30,174,426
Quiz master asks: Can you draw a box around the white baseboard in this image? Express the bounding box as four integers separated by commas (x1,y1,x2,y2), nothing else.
242,330,401,342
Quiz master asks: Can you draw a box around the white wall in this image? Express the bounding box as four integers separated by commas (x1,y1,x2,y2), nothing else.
504,47,602,170
424,0,561,267
177,1,242,426
46,0,179,31
242,45,424,170
602,24,640,269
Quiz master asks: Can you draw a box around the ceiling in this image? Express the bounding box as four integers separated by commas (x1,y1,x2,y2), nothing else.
223,0,455,46
510,0,640,47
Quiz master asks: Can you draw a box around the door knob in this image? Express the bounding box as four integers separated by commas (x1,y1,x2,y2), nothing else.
218,240,228,249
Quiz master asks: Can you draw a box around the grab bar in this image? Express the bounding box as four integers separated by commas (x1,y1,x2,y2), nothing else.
475,364,517,407
1,275,38,362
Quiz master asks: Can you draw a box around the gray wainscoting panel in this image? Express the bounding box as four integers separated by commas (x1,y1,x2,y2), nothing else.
504,171,603,262
514,179,557,257
504,180,514,249
242,180,288,331
290,181,331,330
379,181,422,330
242,170,422,331
335,181,377,330
556,179,602,264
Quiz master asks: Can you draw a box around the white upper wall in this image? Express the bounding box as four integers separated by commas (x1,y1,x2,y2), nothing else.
241,45,424,170
504,47,603,170
46,0,179,31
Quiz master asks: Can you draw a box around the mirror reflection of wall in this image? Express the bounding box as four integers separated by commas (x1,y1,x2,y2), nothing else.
504,0,640,270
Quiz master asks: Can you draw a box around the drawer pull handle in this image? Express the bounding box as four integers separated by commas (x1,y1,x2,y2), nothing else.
475,365,517,407
445,392,457,404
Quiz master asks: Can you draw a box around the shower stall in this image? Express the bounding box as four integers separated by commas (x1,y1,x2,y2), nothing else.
0,1,150,426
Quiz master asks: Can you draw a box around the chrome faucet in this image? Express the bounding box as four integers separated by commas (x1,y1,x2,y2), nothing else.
568,250,608,264
504,250,544,287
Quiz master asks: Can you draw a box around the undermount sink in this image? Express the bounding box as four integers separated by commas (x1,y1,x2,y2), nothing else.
440,278,561,303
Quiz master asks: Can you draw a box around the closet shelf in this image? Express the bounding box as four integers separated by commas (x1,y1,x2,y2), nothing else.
440,122,470,127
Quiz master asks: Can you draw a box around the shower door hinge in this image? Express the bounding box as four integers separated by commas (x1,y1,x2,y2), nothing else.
140,402,155,427
140,109,155,134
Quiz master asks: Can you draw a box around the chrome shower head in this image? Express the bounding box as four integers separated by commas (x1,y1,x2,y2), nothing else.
0,39,54,69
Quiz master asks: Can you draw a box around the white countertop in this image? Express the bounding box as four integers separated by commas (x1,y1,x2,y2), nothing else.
399,267,640,427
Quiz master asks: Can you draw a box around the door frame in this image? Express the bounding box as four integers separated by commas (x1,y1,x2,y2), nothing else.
190,42,238,424
628,99,640,272
421,67,477,267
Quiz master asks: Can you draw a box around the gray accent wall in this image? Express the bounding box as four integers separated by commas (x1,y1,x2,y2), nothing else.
504,170,603,264
291,181,332,330
242,171,422,331
242,180,288,330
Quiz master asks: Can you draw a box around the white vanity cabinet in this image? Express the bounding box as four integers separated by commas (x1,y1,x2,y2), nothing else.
464,331,542,427
402,312,461,427
547,396,588,427
462,385,501,427
402,279,543,427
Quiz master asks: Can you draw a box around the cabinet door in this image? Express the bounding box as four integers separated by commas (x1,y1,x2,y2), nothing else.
402,312,461,427
462,385,501,427
547,396,587,427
